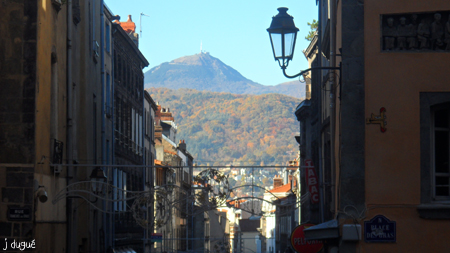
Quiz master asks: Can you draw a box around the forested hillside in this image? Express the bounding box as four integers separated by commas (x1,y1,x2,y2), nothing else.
147,88,301,165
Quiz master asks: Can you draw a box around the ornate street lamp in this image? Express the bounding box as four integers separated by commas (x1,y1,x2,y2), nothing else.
90,167,107,195
267,7,341,79
267,7,299,70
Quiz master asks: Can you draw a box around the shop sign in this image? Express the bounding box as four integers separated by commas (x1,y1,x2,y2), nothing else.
364,215,396,243
290,224,323,253
304,159,319,204
7,207,31,221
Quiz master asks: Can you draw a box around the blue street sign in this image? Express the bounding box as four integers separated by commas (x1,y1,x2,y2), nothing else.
364,215,396,243
151,233,162,243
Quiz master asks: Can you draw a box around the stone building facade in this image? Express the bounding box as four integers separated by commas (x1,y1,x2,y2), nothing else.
144,90,157,252
112,14,149,252
294,0,450,252
1,2,151,253
0,0,105,252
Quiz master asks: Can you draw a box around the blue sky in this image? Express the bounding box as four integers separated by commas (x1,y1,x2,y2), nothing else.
106,0,318,86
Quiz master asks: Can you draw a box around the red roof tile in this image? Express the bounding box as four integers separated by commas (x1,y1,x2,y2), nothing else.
269,183,292,193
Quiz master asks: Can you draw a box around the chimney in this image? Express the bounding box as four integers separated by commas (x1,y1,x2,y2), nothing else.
178,139,186,151
118,15,139,47
273,175,283,189
288,175,295,188
118,14,136,34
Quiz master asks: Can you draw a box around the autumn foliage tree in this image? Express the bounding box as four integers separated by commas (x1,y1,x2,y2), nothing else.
148,87,300,165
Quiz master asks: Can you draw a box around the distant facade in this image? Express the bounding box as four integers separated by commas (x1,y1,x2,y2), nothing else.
112,13,149,252
144,90,157,251
190,200,205,252
206,209,230,253
261,175,297,253
177,139,194,251
154,104,197,252
237,219,261,253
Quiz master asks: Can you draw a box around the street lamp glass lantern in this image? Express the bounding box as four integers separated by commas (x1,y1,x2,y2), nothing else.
267,7,299,69
90,167,107,195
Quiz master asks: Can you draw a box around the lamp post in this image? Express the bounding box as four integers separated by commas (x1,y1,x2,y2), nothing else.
90,167,107,195
267,7,341,79
267,7,299,70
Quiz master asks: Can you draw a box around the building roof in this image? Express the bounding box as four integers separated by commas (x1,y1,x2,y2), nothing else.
163,149,178,156
154,159,167,166
269,183,292,193
239,219,260,232
156,105,175,122
117,15,136,34
144,90,157,111
112,17,149,67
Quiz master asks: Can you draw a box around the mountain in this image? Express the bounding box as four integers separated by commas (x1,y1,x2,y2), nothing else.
147,88,300,165
144,53,305,99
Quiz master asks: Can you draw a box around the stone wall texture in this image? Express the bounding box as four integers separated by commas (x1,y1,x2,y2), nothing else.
0,0,37,164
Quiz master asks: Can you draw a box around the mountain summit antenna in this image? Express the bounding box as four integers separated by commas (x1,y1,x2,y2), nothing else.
200,41,209,54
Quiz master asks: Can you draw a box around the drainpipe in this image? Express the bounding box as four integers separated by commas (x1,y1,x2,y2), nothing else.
111,21,116,250
330,0,337,219
317,0,325,224
142,72,147,252
100,0,107,251
318,146,325,224
100,0,105,179
66,1,74,252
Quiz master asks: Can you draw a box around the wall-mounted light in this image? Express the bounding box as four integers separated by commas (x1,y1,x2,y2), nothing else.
267,7,299,70
35,186,48,203
268,7,341,79
90,167,107,195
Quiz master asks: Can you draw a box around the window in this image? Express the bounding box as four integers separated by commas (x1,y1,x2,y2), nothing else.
105,23,110,52
151,116,154,142
114,168,118,211
122,171,127,211
419,93,450,219
93,100,97,163
131,108,135,149
144,109,147,137
113,169,127,211
117,169,122,211
432,106,450,200
106,140,109,164
117,99,122,133
114,53,117,79
106,73,111,115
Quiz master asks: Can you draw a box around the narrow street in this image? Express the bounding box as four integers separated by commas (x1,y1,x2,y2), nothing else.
1,0,450,252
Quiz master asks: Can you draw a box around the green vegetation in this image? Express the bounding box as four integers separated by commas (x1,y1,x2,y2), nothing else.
148,88,300,166
305,19,318,41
